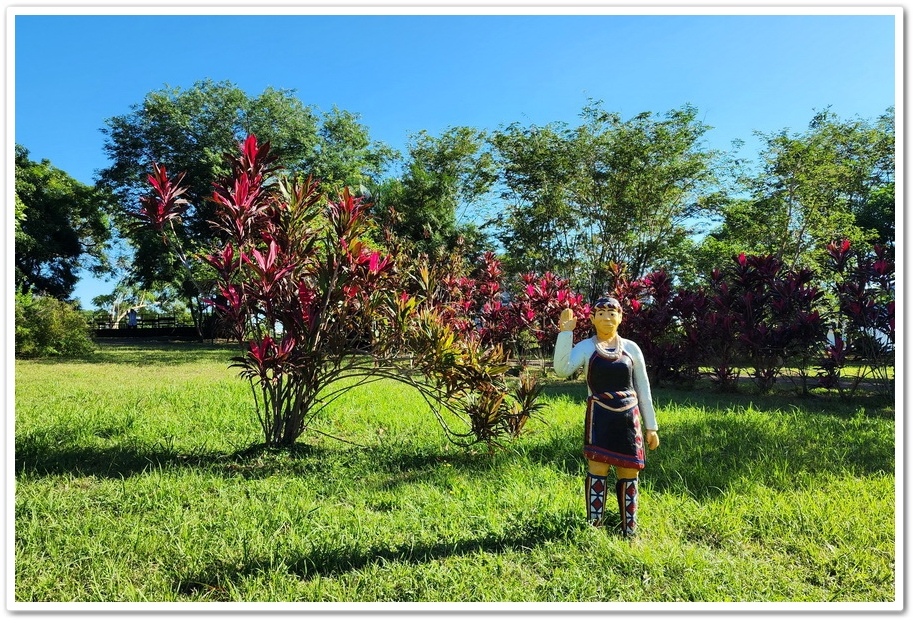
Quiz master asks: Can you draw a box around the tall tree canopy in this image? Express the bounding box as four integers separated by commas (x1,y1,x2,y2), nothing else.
493,102,722,299
312,105,398,193
698,107,895,277
100,79,398,238
97,79,397,316
14,145,113,299
489,122,579,279
66,81,892,315
382,126,497,259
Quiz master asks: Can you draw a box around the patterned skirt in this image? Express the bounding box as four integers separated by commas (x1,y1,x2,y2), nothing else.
583,390,645,470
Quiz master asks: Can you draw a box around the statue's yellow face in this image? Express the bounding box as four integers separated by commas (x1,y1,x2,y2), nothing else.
591,306,622,339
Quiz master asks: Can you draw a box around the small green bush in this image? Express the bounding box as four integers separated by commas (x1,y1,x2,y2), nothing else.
15,291,95,358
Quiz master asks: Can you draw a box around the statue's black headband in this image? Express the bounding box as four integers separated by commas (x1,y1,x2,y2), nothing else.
592,296,622,311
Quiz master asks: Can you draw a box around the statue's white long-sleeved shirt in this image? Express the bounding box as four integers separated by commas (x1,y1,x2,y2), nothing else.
553,331,659,432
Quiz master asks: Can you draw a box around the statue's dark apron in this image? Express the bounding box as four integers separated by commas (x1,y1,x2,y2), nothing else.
583,349,645,469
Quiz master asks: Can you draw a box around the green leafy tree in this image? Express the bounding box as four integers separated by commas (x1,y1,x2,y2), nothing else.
492,102,721,299
829,108,895,248
100,80,319,229
98,79,396,330
14,192,28,246
571,103,721,298
14,145,113,299
312,105,398,193
89,268,159,328
699,108,894,278
857,184,894,247
15,291,96,358
383,127,497,259
489,122,580,278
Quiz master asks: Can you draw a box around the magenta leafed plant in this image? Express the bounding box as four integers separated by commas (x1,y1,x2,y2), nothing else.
606,263,711,387
516,271,590,355
615,269,681,386
824,238,894,395
701,253,827,394
432,254,591,363
667,288,710,384
699,267,744,391
136,163,190,233
135,136,544,449
607,254,829,394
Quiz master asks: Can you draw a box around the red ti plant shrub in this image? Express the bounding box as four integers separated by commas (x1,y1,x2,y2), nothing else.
607,263,688,386
129,164,213,335
819,239,857,391
438,251,505,342
407,250,595,373
136,136,544,449
824,238,895,395
401,250,468,331
606,262,643,314
431,251,524,361
136,163,190,235
606,263,711,387
732,253,790,393
624,271,684,386
436,254,593,363
469,252,526,352
698,266,745,391
606,262,648,342
515,271,590,359
768,266,826,394
667,288,711,386
709,253,826,394
817,331,847,392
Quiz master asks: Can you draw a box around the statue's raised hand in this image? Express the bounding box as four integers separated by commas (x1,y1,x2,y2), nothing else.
559,308,576,333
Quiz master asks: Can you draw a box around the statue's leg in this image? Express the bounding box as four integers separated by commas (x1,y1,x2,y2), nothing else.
585,460,611,526
615,467,640,538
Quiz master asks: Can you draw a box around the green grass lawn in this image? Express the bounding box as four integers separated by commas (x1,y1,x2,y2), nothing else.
13,340,897,605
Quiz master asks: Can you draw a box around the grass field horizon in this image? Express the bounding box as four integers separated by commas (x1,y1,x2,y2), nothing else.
13,340,897,605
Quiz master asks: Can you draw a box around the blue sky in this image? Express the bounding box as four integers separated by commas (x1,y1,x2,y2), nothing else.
11,6,900,308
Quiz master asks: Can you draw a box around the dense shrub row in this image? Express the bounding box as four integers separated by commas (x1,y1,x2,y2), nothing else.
431,243,894,396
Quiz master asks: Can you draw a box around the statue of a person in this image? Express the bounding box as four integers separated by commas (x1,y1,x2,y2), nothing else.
553,296,660,537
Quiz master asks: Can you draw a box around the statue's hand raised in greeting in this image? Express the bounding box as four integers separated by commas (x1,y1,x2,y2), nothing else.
559,308,576,333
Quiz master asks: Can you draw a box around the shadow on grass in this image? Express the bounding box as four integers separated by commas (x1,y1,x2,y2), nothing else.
650,413,893,497
174,513,579,599
15,436,228,478
14,434,491,483
14,433,353,480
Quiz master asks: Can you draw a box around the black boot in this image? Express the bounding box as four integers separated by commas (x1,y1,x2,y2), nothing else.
585,472,608,526
616,477,638,538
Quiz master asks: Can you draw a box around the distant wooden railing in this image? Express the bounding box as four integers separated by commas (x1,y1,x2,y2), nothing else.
95,314,185,330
